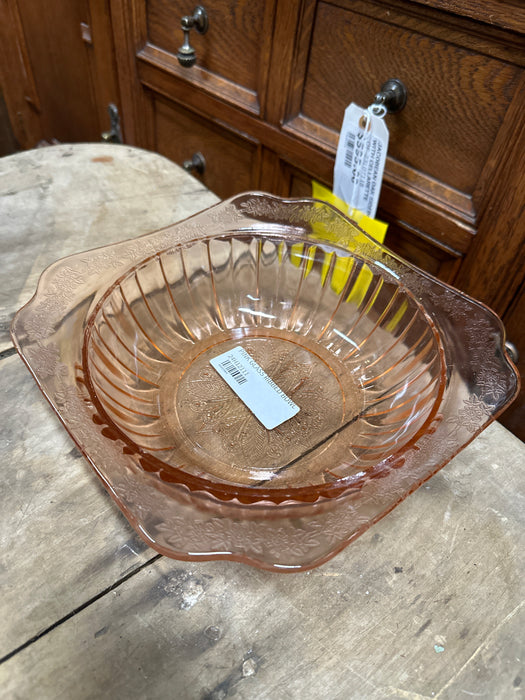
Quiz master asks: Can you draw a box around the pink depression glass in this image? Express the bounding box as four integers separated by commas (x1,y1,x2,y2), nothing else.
11,193,519,572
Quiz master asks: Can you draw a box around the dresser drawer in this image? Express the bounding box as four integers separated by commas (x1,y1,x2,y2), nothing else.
142,0,276,115
282,0,524,226
153,97,258,199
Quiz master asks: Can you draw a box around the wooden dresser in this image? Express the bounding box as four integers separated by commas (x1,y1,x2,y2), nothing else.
111,1,522,278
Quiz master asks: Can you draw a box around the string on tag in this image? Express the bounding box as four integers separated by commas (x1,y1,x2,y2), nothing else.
369,102,388,119
368,102,388,119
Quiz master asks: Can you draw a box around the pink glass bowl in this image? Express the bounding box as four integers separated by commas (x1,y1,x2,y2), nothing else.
11,193,519,572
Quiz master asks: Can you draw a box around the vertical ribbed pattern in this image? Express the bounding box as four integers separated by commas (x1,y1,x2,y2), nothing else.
85,235,443,478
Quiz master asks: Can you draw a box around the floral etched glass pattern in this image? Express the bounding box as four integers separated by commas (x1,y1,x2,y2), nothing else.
12,194,519,571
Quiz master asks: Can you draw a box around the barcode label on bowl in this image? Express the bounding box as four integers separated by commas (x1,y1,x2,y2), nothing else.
210,346,300,430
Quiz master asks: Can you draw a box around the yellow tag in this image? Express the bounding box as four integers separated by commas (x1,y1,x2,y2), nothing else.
309,181,385,299
311,180,387,246
286,182,406,328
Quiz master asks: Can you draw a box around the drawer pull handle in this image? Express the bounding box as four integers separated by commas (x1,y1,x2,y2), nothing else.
101,103,123,144
372,79,407,116
177,6,209,68
183,152,206,175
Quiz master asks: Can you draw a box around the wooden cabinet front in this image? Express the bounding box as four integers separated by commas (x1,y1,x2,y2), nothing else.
112,0,524,304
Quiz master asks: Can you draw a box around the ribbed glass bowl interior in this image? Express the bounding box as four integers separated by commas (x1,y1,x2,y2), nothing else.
83,233,446,503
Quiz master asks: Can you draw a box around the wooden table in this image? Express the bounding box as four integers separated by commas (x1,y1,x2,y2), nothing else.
1,144,523,700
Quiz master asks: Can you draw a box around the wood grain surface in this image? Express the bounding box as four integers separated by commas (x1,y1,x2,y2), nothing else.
1,405,523,697
0,144,218,353
153,97,258,199
146,0,276,97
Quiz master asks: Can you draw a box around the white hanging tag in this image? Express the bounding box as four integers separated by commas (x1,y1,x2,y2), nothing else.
333,103,389,218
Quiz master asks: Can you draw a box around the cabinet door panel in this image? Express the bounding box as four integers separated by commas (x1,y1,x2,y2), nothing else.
153,97,258,199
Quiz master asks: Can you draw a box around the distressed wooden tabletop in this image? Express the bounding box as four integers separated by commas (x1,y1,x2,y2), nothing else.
0,144,523,700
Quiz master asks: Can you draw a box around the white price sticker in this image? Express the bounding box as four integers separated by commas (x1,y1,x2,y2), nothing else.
210,346,300,430
333,103,389,218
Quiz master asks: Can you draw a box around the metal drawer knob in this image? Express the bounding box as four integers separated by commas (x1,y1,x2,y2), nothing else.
372,79,407,115
101,103,123,144
177,6,208,68
183,152,206,175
